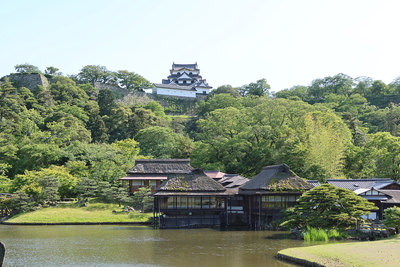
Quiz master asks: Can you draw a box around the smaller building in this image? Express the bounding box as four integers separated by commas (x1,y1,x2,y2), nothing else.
120,159,194,193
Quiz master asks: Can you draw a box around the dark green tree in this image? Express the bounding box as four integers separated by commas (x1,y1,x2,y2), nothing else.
281,184,377,230
383,207,400,233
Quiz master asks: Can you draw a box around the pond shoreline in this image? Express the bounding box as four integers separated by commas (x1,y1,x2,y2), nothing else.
276,252,325,267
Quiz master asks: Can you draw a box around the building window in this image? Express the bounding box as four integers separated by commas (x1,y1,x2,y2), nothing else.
131,180,144,186
262,195,299,209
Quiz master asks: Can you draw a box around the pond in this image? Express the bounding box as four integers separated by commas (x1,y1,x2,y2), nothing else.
0,225,311,267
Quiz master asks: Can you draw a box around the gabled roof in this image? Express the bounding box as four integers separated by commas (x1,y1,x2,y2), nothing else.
240,164,312,192
177,73,192,80
380,190,400,203
153,168,227,195
126,159,194,174
327,178,393,191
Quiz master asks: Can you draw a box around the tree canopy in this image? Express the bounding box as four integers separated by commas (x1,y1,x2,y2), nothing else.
281,184,377,230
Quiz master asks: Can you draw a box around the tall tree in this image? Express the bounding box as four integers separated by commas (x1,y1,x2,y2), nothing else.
115,70,152,91
240,78,270,97
78,65,113,86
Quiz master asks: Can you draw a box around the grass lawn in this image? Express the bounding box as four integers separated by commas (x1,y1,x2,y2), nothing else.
278,235,400,267
5,200,153,224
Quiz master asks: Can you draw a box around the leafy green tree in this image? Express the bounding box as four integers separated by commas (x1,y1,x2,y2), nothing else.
8,191,36,214
97,181,130,207
281,184,377,230
132,186,153,212
135,126,181,158
98,89,117,116
78,65,113,86
197,93,243,117
115,70,152,91
48,76,89,107
301,111,351,180
76,178,98,201
354,76,373,96
308,73,354,102
365,132,400,180
275,85,309,102
144,101,166,118
383,207,400,233
45,66,62,76
38,176,61,204
240,78,270,97
209,85,241,98
14,63,41,73
371,80,389,96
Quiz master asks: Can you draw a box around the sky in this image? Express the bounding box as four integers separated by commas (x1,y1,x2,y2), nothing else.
1,0,400,92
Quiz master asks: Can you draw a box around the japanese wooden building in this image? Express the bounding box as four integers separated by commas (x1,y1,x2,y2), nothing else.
239,164,313,228
152,168,234,228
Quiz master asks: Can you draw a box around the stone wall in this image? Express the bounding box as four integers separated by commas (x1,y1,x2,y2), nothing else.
7,73,49,90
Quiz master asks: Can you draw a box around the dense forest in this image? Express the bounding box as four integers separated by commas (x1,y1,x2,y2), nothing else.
1,63,400,205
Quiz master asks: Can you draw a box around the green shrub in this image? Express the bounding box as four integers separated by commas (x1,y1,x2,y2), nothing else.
303,227,348,241
303,227,328,241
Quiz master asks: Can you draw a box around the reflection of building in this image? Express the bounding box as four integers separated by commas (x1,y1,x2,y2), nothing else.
120,159,194,193
151,63,212,99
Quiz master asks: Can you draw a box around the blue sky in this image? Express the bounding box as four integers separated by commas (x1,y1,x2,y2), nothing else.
1,0,400,92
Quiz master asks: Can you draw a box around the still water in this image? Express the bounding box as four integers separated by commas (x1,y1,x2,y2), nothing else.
0,225,309,267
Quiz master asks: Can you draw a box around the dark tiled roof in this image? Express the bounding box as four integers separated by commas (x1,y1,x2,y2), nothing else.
126,159,194,174
380,190,400,203
327,178,393,191
155,169,226,193
240,164,312,191
219,174,249,188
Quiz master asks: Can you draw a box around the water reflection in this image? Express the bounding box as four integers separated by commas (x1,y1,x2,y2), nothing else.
0,225,305,267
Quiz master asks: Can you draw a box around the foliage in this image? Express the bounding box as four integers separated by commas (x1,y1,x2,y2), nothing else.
14,63,41,73
132,187,153,212
383,207,400,233
281,184,377,230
